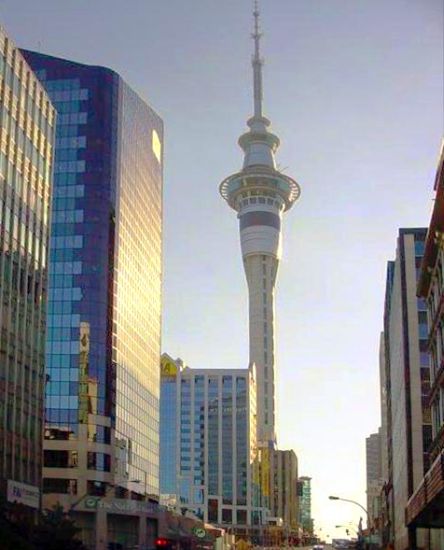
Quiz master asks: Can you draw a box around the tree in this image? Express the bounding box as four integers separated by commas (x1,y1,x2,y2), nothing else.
0,495,34,550
32,504,86,550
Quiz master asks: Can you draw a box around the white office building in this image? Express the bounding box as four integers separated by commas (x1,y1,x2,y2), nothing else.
159,354,265,528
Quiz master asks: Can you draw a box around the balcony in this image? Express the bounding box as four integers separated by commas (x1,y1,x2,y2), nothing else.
406,450,444,528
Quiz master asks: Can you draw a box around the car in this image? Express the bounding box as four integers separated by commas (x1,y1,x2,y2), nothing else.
312,545,324,550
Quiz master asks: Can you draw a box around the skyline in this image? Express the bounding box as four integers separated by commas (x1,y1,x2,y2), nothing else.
3,0,443,538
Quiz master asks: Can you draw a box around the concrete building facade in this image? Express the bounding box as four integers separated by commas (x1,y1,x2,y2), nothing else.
383,228,432,550
366,430,383,528
366,431,382,486
268,449,298,530
379,332,389,483
159,354,265,529
23,50,163,549
0,27,55,509
406,141,444,548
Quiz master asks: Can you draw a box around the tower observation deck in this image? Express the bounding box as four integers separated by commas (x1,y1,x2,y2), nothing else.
219,2,300,446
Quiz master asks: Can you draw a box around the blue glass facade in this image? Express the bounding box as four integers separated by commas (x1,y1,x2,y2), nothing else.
22,50,163,498
159,377,177,495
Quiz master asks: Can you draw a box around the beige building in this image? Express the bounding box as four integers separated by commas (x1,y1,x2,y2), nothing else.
383,228,432,550
406,141,444,548
0,26,55,510
366,430,382,527
379,333,389,484
268,449,299,530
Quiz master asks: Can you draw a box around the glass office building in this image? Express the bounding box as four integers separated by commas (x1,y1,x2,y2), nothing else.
297,476,313,535
0,28,55,503
22,50,163,502
159,354,264,527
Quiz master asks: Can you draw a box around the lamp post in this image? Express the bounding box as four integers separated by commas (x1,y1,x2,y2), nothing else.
328,495,369,525
335,524,358,536
329,495,371,549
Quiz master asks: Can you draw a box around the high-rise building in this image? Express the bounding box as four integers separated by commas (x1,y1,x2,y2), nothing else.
406,141,444,549
219,3,300,446
379,332,389,484
22,50,163,547
366,430,383,527
268,449,298,530
159,353,265,529
0,27,55,510
366,432,382,486
382,228,432,550
298,476,313,535
378,331,392,547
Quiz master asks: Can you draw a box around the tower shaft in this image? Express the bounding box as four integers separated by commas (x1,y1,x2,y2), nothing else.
244,253,278,444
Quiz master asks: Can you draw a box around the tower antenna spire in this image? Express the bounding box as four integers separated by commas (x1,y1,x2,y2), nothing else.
252,0,264,119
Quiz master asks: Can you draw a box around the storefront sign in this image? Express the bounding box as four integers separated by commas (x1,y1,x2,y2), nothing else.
84,496,158,515
192,526,206,539
7,480,40,509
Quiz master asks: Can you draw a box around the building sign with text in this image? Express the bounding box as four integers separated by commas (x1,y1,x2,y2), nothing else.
84,496,158,515
7,480,40,509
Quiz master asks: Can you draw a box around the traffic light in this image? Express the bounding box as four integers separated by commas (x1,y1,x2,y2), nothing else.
155,538,169,548
346,529,350,536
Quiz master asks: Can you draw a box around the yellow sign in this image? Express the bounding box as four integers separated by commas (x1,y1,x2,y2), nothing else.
260,448,270,497
161,355,177,377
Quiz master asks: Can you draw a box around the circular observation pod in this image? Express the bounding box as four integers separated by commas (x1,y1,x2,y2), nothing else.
219,170,301,212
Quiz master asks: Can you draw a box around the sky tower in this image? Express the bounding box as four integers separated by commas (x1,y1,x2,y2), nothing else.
220,3,300,446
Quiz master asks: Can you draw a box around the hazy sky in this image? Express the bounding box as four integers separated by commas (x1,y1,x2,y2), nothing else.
4,0,443,538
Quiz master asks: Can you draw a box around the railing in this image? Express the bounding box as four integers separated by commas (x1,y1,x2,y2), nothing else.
405,449,444,526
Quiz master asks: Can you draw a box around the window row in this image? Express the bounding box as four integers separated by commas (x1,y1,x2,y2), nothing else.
46,395,79,409
50,235,83,249
58,112,87,125
49,88,88,102
52,209,84,223
55,135,86,149
47,314,81,330
54,160,85,174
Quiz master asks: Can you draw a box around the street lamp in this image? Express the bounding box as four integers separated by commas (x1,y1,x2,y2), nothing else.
335,524,358,536
328,495,369,521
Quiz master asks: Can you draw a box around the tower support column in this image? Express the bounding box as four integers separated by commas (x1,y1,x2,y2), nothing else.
244,253,278,445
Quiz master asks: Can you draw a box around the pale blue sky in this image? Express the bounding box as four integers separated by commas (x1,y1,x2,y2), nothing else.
4,0,443,538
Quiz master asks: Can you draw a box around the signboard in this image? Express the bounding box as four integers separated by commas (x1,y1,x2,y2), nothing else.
192,526,206,539
84,496,158,515
364,534,381,544
261,448,270,497
161,355,177,377
7,480,40,509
